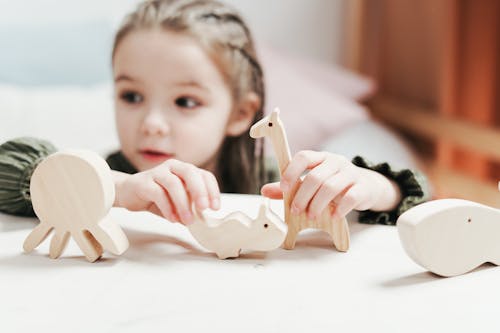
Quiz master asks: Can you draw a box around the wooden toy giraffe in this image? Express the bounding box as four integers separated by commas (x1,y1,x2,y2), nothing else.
23,150,129,262
250,108,350,251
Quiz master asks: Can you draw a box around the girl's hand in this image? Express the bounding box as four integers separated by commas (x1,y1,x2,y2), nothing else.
113,159,220,225
261,151,401,219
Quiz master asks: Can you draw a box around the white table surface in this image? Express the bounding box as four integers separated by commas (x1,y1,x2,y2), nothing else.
1,193,499,332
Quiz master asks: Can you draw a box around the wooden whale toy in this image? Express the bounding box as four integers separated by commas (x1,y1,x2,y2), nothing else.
397,187,500,277
188,199,287,259
23,150,129,262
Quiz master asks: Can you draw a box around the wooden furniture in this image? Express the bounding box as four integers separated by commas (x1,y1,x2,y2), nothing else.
23,150,129,262
344,0,500,206
250,108,350,251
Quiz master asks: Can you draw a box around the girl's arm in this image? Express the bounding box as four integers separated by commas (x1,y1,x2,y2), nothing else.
110,160,221,225
261,150,428,224
0,138,222,223
350,155,429,225
356,167,402,212
111,170,129,208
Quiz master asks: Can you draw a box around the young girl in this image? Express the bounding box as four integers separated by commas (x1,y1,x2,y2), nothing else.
107,0,267,225
0,0,427,226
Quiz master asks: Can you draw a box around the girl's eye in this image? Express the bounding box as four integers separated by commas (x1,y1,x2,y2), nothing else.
175,96,200,109
120,91,144,104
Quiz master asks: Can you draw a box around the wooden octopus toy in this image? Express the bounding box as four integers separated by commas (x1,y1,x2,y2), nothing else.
188,199,287,259
23,150,129,262
397,182,500,277
250,108,350,251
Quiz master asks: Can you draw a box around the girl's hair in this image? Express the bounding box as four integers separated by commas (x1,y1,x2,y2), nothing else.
112,0,265,194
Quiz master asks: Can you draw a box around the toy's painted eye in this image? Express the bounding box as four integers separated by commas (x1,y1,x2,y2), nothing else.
268,122,273,127
264,224,268,228
467,218,472,223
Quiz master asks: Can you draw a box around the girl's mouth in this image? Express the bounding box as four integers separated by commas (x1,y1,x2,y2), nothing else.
140,150,174,163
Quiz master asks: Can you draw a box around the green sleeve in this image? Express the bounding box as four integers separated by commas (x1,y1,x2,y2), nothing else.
0,137,57,217
0,145,139,217
352,156,430,225
105,151,138,174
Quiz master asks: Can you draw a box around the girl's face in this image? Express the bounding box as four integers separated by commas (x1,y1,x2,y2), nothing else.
113,29,234,173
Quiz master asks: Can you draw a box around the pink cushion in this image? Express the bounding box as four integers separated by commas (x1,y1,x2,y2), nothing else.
258,44,372,154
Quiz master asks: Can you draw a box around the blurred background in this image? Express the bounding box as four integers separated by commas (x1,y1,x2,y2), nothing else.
352,0,500,206
0,0,498,205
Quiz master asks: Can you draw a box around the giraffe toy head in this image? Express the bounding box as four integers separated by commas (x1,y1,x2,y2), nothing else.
249,107,282,139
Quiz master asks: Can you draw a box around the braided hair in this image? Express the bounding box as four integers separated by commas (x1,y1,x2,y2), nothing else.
113,0,266,194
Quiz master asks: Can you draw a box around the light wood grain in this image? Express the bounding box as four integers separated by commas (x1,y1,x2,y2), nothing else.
397,195,500,277
250,108,350,251
188,199,286,259
370,96,500,162
23,150,129,262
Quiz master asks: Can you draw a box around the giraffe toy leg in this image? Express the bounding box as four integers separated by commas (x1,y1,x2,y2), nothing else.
317,207,350,251
331,217,350,252
283,226,300,250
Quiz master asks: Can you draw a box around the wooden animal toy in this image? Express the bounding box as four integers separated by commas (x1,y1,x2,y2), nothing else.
250,108,350,251
23,150,129,262
397,185,500,277
188,199,287,259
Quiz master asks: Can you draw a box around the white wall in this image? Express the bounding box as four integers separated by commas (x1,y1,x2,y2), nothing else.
229,0,346,64
0,0,346,64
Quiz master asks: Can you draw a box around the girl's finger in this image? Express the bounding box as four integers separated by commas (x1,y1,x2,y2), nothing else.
260,182,283,199
307,172,354,218
201,170,221,210
333,184,363,219
169,161,209,212
281,151,327,192
291,158,341,215
154,173,193,225
147,183,178,222
149,204,179,222
137,180,176,220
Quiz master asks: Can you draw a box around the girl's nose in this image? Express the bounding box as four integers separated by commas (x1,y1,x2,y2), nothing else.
141,111,170,136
